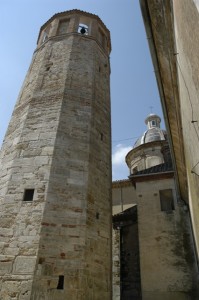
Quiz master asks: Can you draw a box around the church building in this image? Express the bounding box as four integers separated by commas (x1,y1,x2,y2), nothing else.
112,114,199,300
1,6,199,300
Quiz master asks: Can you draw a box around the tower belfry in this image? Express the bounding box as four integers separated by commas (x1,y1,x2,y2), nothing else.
0,10,111,299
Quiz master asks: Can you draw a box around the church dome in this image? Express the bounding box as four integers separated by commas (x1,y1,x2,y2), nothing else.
126,113,171,175
134,114,167,148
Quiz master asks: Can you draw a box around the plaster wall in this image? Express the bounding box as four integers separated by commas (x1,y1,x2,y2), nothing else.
136,178,198,299
112,182,137,215
172,0,199,259
112,175,198,299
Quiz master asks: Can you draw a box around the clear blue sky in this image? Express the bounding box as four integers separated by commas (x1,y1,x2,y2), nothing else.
0,0,163,180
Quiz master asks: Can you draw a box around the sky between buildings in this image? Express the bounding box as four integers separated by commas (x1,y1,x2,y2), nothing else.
0,0,163,180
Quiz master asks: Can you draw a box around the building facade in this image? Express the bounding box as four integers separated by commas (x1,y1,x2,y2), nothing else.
140,0,199,262
112,114,199,300
0,10,112,300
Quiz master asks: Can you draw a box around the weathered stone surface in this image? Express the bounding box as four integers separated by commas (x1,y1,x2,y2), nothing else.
112,229,120,300
0,10,111,300
112,174,198,299
13,257,37,275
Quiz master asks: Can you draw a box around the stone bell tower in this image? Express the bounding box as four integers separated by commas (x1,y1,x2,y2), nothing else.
0,10,111,299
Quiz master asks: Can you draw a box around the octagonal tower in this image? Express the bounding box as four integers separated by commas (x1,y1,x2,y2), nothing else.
0,10,111,300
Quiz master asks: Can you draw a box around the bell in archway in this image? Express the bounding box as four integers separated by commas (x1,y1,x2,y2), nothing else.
80,27,86,34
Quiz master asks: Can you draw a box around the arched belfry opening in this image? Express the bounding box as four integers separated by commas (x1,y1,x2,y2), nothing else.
78,23,89,35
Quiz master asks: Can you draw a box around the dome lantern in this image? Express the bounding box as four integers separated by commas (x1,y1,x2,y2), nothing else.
134,114,166,148
145,114,161,129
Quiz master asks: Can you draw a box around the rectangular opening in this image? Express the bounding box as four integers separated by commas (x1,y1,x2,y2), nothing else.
41,24,51,43
23,189,34,201
57,275,64,290
78,23,89,35
116,206,142,300
42,32,48,43
160,189,174,212
58,19,70,35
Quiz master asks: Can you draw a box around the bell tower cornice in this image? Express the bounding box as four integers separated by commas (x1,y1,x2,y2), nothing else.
37,9,111,54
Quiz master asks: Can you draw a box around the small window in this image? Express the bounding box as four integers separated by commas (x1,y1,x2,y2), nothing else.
96,212,100,219
151,120,156,127
23,189,34,201
160,189,174,212
57,275,64,290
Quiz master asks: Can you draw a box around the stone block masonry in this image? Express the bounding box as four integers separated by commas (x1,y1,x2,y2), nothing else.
0,10,112,300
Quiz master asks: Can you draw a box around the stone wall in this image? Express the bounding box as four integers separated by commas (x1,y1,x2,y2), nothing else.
0,11,112,300
112,229,120,300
